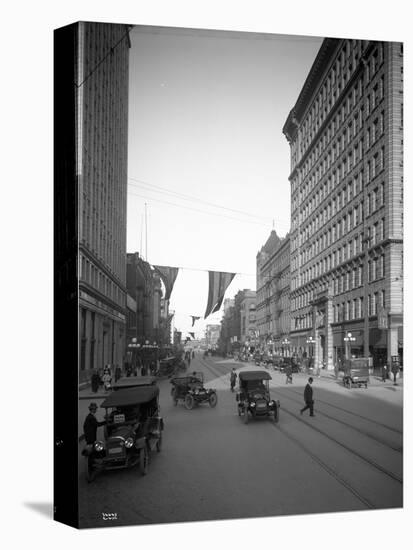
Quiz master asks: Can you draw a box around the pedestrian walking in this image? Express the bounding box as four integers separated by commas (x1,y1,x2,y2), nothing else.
83,403,106,445
391,362,400,385
300,377,315,417
90,369,101,393
285,364,293,384
230,368,237,392
102,366,112,392
334,362,339,380
192,350,195,359
381,363,388,382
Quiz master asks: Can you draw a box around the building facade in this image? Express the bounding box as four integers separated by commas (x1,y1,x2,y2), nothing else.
77,23,131,380
283,39,403,369
126,252,163,347
205,324,221,349
256,231,291,354
240,290,257,347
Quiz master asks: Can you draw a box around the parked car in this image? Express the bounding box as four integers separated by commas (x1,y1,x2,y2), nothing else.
342,358,369,388
170,372,218,409
236,370,280,424
82,385,164,482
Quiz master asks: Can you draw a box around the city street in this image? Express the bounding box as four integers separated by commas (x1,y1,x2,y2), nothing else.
78,353,403,528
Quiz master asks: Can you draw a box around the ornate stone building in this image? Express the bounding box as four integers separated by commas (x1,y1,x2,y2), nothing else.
283,39,403,369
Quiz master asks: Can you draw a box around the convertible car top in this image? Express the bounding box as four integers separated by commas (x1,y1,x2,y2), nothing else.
101,385,159,408
238,370,272,381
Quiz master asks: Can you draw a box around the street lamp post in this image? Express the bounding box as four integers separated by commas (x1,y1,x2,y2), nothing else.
306,336,315,356
344,332,356,360
282,338,291,357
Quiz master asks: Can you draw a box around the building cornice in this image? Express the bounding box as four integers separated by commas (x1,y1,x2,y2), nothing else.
283,38,340,142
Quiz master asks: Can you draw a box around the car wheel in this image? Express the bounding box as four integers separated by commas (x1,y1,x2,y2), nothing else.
209,392,218,408
243,407,249,424
184,394,194,410
85,456,96,483
140,448,149,475
156,435,162,453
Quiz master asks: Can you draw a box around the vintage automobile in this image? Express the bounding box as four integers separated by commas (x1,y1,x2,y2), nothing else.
170,372,218,409
278,357,301,373
82,385,164,482
236,370,280,424
342,358,370,388
112,375,157,390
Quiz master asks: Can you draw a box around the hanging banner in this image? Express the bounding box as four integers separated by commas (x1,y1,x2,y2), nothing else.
190,315,201,327
153,265,179,301
204,271,236,319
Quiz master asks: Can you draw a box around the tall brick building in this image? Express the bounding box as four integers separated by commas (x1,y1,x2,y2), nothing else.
77,23,131,379
256,231,291,354
283,39,403,369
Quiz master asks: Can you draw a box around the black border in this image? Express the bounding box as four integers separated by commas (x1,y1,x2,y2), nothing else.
54,22,79,529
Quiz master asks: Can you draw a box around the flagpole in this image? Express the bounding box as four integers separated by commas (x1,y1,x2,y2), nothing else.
145,202,148,261
140,212,143,256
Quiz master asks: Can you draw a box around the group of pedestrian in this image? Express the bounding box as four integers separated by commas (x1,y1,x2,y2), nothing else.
90,364,121,393
381,362,400,385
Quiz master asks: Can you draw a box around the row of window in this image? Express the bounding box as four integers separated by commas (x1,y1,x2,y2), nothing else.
292,288,385,331
80,254,125,307
292,119,385,234
292,250,385,310
293,42,384,167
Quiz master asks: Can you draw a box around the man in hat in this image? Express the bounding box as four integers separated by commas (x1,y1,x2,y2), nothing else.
83,403,106,445
300,377,315,417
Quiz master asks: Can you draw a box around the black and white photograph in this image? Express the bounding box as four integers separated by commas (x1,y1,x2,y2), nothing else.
54,21,405,528
4,0,411,547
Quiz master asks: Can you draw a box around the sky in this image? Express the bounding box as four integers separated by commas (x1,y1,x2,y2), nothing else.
127,26,323,338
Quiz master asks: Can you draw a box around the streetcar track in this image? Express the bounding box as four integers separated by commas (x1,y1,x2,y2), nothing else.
284,385,403,435
271,387,403,453
199,358,402,487
271,396,402,485
271,421,376,509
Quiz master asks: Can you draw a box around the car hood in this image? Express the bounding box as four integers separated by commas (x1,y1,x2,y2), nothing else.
108,425,133,439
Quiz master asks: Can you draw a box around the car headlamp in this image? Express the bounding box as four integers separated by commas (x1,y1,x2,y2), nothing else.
269,400,274,406
124,437,134,449
250,402,256,407
94,441,104,452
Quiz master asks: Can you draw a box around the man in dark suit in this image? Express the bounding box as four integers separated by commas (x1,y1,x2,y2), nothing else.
300,377,315,417
83,402,105,444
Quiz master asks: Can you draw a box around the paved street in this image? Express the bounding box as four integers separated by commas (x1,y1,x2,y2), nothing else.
78,353,403,528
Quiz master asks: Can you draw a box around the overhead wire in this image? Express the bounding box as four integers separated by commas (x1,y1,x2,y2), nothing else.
128,176,282,223
128,190,274,228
